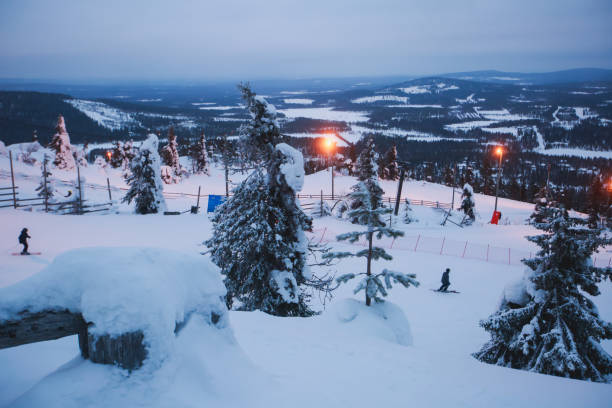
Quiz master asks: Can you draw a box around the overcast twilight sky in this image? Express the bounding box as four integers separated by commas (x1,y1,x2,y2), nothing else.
0,0,611,81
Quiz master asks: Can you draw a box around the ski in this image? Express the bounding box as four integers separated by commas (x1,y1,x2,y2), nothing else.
11,252,42,256
430,289,460,294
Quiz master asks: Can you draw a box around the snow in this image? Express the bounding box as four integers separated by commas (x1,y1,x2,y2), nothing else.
490,76,521,81
0,141,7,156
0,247,227,365
456,93,476,104
538,148,612,159
276,143,305,192
65,99,139,130
351,95,409,104
270,270,299,303
191,102,216,106
278,107,369,123
1,157,612,407
445,120,497,131
198,106,240,110
398,86,430,94
387,104,444,108
283,98,314,105
475,107,534,121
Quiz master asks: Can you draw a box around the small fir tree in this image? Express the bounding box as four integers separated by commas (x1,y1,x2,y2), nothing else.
473,205,612,382
403,199,415,224
161,127,182,180
378,145,399,180
324,182,419,306
350,138,383,224
110,141,125,168
190,131,209,174
530,185,551,224
460,183,476,225
35,155,55,202
48,115,75,170
122,134,166,214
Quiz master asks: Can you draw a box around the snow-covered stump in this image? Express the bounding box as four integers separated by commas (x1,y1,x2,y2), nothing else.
0,247,227,371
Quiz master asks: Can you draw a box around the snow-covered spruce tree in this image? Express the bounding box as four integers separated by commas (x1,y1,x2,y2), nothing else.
324,182,419,306
161,127,182,179
48,115,75,170
403,198,415,224
238,83,282,165
190,131,209,174
474,204,612,382
109,141,125,168
350,138,383,224
460,183,476,225
206,144,313,316
530,185,552,225
75,142,88,167
122,134,166,214
378,145,399,180
35,155,55,202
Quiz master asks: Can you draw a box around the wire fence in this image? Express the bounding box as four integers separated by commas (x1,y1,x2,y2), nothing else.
309,227,612,269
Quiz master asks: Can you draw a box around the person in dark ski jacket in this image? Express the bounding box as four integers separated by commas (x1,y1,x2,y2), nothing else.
438,268,451,292
18,228,31,255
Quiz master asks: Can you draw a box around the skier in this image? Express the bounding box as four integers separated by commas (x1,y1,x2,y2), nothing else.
18,228,31,255
438,268,451,292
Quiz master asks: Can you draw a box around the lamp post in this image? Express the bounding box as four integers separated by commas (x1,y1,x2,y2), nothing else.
322,137,337,199
493,146,504,214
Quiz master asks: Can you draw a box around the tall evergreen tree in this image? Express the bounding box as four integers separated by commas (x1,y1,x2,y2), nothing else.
350,138,383,224
530,185,552,225
110,141,125,168
474,205,612,382
48,115,75,170
460,183,476,225
161,126,182,176
206,144,313,316
324,182,419,306
122,134,166,214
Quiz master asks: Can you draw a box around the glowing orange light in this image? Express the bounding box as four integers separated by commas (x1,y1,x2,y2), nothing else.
320,136,336,154
106,151,112,160
495,147,503,156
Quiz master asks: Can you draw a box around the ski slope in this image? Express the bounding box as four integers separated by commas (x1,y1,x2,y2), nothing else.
0,155,611,407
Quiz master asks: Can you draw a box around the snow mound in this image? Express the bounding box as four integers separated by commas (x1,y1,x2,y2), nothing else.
328,298,413,346
276,143,305,192
500,277,531,308
0,247,227,365
0,140,7,156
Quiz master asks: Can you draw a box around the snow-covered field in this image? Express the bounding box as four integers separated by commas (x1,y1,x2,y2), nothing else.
0,155,611,407
278,107,370,123
65,99,139,130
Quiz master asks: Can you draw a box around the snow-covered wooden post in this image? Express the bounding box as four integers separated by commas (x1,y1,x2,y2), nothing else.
76,165,83,214
43,154,49,213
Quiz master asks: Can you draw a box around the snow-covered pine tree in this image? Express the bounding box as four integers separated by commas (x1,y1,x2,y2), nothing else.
403,198,415,224
473,204,612,382
122,134,166,214
460,183,476,225
206,143,313,316
35,155,55,203
350,138,383,224
378,145,399,180
48,115,75,170
324,182,419,306
530,185,552,224
122,140,135,168
190,131,209,174
110,141,125,168
75,142,88,167
238,83,282,165
161,127,182,180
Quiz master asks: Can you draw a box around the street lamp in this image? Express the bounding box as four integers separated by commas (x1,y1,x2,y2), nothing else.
322,136,337,199
493,146,504,221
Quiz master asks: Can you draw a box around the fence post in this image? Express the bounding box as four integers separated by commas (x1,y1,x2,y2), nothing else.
462,241,468,258
77,165,83,214
320,189,323,217
439,237,446,255
196,186,201,211
486,244,490,262
9,150,17,209
508,248,511,265
436,201,439,208
414,235,421,251
43,154,49,212
107,178,112,202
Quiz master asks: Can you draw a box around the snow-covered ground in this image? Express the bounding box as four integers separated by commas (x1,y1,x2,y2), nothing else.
65,99,139,130
1,155,611,407
278,107,370,123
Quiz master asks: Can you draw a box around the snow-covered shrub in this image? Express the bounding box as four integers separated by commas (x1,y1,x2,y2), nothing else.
123,134,166,214
460,183,475,225
161,127,183,181
35,154,56,203
190,132,209,174
325,182,419,306
312,200,332,218
48,115,76,170
75,143,88,167
403,199,416,224
473,205,612,383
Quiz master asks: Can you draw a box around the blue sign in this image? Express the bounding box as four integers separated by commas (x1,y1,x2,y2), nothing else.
207,195,227,213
